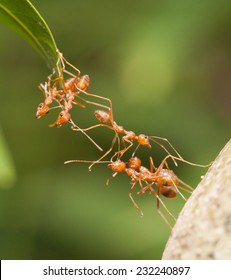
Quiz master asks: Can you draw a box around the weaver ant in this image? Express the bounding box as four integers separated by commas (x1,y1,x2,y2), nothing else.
53,50,114,113
108,155,194,228
35,50,117,151
72,108,209,171
35,68,100,148
35,69,64,119
35,63,87,121
65,154,195,229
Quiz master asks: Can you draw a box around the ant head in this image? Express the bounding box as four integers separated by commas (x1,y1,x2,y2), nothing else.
35,103,50,118
137,134,151,148
54,110,71,128
107,160,126,173
127,157,141,170
64,77,77,92
77,75,90,92
95,110,111,124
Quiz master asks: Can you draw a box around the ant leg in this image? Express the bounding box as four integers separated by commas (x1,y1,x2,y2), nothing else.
47,68,57,84
177,184,193,194
178,178,194,192
89,133,119,171
176,158,211,168
149,136,184,160
150,137,211,168
110,133,123,162
121,137,134,157
131,144,141,158
148,137,179,166
106,171,118,186
72,122,123,165
71,123,113,132
71,99,86,108
47,105,63,111
138,179,144,190
69,119,103,152
76,88,114,120
63,68,80,78
59,52,81,77
76,95,111,111
169,180,188,201
149,157,157,173
155,155,179,173
112,137,134,160
51,76,65,91
71,122,120,166
129,182,143,217
38,83,48,99
140,184,176,227
156,187,174,229
159,154,210,171
55,50,67,78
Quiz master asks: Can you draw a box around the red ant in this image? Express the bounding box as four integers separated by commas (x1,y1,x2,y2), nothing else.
54,50,114,112
36,50,113,123
35,71,85,129
35,65,87,121
35,69,64,119
135,156,193,228
65,154,195,229
107,155,194,228
35,50,118,151
72,108,206,171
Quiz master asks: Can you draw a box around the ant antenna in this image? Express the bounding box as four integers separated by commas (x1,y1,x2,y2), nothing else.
64,159,110,165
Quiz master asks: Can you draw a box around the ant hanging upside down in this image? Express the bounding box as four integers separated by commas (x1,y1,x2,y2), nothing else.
35,50,116,151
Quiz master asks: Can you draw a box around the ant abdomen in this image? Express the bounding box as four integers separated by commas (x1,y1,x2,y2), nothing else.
156,169,178,198
77,75,90,92
159,185,177,198
157,169,179,186
94,110,111,123
64,77,78,92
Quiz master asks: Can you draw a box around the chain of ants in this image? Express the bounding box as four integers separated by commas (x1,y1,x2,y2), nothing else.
36,50,209,229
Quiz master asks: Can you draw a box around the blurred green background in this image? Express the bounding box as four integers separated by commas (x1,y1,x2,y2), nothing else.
0,0,230,259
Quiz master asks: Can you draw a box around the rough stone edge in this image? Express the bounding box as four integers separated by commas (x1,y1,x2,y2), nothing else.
162,139,231,259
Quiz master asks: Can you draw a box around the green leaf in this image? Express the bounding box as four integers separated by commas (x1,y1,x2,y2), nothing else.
0,0,58,68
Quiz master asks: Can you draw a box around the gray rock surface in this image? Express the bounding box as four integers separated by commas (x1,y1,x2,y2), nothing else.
162,139,231,259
